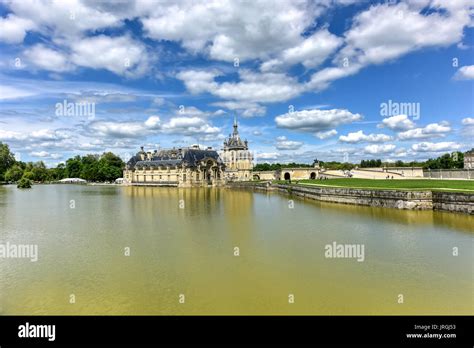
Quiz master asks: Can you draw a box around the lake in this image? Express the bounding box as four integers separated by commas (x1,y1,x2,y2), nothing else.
0,184,472,315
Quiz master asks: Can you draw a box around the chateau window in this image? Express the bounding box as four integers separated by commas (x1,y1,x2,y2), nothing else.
183,174,186,182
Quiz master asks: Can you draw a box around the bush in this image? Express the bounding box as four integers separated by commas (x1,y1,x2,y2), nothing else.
17,177,32,189
5,164,24,182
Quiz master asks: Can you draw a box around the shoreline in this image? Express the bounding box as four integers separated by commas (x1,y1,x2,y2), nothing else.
3,181,473,215
229,182,474,215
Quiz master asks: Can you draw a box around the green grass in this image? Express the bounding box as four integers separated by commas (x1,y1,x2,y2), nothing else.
277,178,474,192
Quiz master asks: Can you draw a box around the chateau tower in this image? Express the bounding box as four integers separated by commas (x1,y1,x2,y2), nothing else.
221,116,253,181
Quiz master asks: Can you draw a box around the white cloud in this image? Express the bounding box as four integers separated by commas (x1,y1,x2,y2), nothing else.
411,142,460,152
307,64,361,91
175,69,221,94
89,120,150,138
144,116,161,128
141,1,322,62
0,85,36,100
89,114,220,139
173,106,225,118
454,65,474,80
30,151,62,159
4,0,121,40
0,128,72,153
0,14,35,43
162,117,220,136
0,129,27,141
30,151,48,157
20,35,151,77
177,69,303,103
70,35,149,77
460,117,474,138
364,144,396,154
30,129,70,141
308,1,472,91
275,136,303,150
1,0,471,92
260,29,342,71
275,108,362,132
339,130,392,143
378,114,415,131
256,152,280,160
315,129,337,139
24,44,72,72
341,2,470,66
398,122,451,140
462,117,474,125
211,101,266,117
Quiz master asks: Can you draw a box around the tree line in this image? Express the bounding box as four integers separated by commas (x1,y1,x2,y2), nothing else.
0,142,124,184
253,151,466,171
0,140,467,184
252,162,313,171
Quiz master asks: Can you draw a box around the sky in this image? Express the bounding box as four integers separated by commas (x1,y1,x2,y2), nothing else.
0,0,473,167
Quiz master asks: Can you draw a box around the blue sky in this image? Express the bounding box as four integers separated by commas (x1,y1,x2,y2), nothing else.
0,0,473,166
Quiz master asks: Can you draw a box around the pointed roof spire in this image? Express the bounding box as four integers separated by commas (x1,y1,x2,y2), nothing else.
233,114,239,136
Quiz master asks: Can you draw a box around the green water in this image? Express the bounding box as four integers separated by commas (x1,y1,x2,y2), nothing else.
0,184,472,315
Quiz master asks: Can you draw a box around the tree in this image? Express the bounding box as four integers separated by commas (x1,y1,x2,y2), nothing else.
49,163,66,180
4,164,24,182
97,152,124,181
359,159,382,168
81,154,100,181
253,162,310,171
66,156,83,178
30,161,50,182
0,142,16,181
17,177,32,189
394,160,404,167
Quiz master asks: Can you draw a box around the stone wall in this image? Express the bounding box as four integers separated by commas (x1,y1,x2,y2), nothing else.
280,168,319,181
252,170,277,181
274,184,433,210
229,182,473,214
432,191,474,214
423,169,473,180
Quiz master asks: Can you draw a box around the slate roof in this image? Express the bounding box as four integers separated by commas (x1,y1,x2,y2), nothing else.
465,148,474,155
127,148,223,169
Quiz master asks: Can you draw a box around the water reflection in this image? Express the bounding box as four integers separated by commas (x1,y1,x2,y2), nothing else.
284,192,474,234
0,184,472,315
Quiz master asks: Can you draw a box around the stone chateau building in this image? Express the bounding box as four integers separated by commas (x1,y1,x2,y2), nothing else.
464,149,474,169
220,118,253,181
123,119,253,187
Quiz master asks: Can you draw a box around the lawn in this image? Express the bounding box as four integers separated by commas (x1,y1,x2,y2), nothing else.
280,178,474,192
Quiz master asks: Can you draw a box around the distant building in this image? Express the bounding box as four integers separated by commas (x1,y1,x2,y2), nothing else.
123,119,256,187
123,145,225,187
220,117,253,181
464,149,474,169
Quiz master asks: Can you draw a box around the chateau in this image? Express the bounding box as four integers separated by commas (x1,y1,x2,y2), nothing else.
123,119,253,187
464,149,474,169
220,118,253,181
